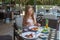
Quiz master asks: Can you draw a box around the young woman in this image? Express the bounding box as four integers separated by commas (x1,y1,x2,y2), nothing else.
23,5,41,31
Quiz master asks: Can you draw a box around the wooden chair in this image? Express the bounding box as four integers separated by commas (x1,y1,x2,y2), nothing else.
13,23,24,40
0,35,12,40
42,19,59,30
0,12,4,20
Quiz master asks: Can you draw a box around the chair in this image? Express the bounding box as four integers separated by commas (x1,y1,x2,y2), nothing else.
42,19,58,30
13,23,24,40
0,35,12,40
0,12,4,20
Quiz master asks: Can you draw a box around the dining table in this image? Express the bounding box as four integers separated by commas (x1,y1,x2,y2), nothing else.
14,24,57,40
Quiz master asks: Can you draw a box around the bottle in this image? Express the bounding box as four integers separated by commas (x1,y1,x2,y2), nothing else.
45,18,48,28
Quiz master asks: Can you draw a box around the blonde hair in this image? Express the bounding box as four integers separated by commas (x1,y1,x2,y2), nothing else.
23,5,35,26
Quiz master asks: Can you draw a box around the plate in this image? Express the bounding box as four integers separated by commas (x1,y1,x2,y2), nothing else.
21,32,37,39
29,26,38,32
41,29,49,34
29,26,37,29
39,33,48,39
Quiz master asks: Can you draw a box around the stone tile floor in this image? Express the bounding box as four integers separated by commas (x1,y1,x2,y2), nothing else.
57,23,60,40
0,21,13,40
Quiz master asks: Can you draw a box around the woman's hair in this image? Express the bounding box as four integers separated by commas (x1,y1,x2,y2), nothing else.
23,5,35,26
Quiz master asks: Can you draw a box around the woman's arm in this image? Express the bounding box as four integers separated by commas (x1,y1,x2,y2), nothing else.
34,15,41,26
34,15,37,24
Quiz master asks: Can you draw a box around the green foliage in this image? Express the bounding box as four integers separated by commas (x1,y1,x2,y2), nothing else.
26,0,34,5
53,0,60,5
36,1,42,5
0,0,60,5
15,0,20,4
5,0,11,3
0,0,2,2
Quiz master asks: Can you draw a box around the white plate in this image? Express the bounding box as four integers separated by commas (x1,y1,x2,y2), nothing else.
29,26,37,29
21,32,37,39
39,33,48,38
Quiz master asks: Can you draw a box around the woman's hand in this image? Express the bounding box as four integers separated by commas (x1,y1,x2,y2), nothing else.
34,23,41,27
37,23,41,26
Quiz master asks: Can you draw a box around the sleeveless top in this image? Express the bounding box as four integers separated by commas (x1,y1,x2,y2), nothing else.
27,18,34,26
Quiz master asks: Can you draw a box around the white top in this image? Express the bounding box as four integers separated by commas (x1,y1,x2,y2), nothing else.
27,18,34,26
27,15,36,26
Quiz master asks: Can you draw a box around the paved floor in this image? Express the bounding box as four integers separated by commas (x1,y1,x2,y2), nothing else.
0,21,13,40
57,23,60,40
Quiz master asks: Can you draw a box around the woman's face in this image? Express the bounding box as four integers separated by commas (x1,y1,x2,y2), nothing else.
28,8,34,16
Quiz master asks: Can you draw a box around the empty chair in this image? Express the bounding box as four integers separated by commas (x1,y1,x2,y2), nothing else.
42,19,58,29
0,35,12,40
